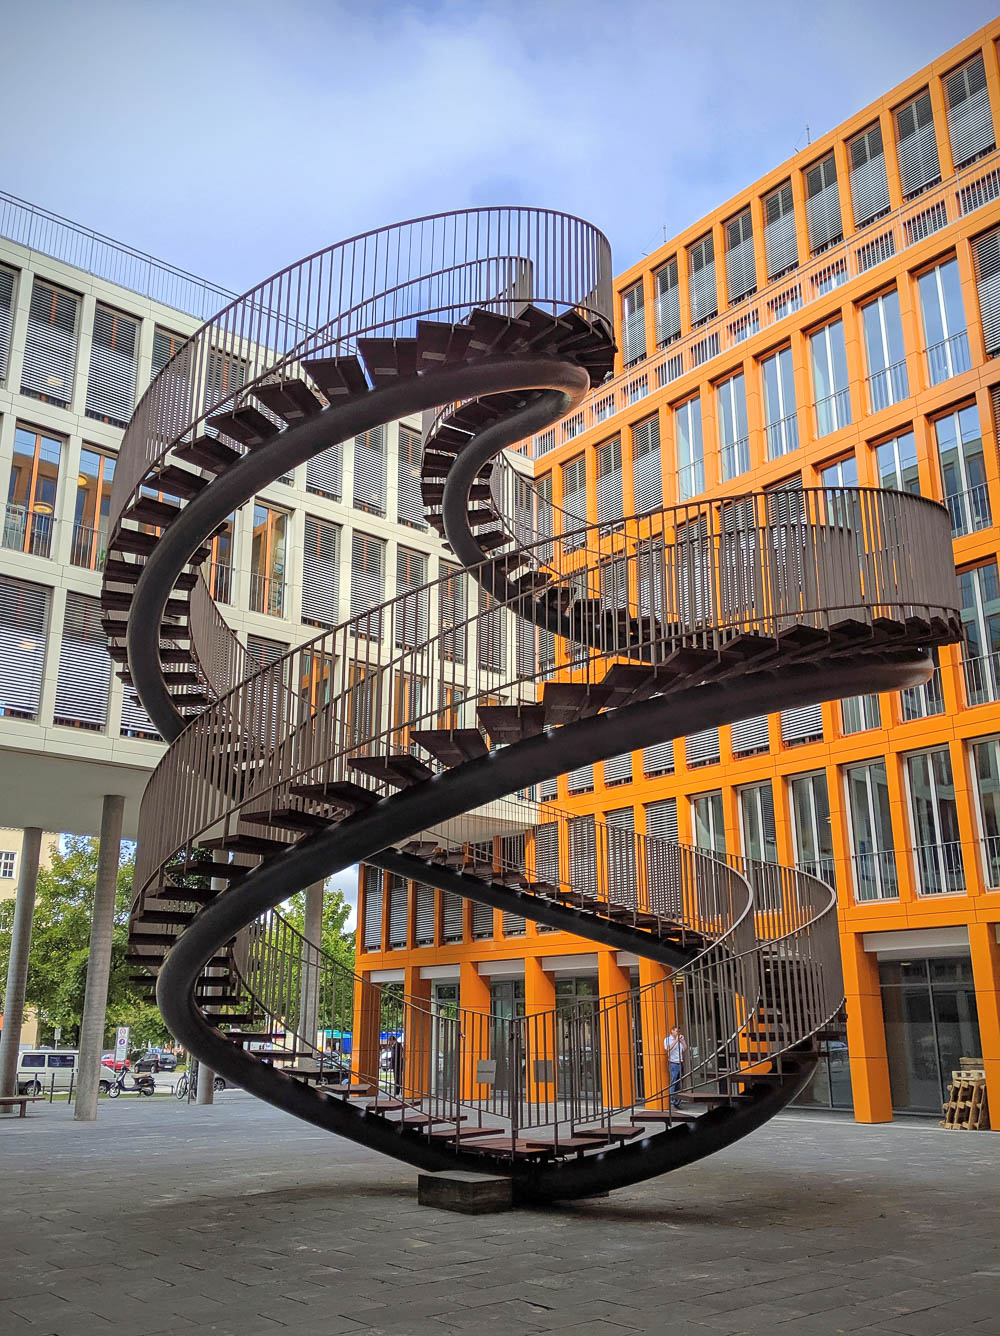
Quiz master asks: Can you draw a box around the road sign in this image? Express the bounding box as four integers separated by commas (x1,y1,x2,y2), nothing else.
115,1026,130,1066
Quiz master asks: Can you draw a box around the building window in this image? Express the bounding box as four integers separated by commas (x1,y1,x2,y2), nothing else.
674,397,704,500
0,576,49,721
206,515,235,605
21,280,78,406
918,258,970,385
396,423,426,529
249,504,287,617
789,771,835,887
439,561,466,663
894,89,940,198
86,304,138,428
971,735,1000,888
645,797,680,916
819,454,858,490
621,280,646,366
0,850,15,879
150,327,185,380
5,426,61,559
906,747,965,895
0,266,15,384
874,430,920,494
631,416,662,513
935,404,990,537
477,586,506,673
841,693,880,735
848,123,890,228
596,438,623,527
724,208,756,303
804,154,842,253
691,790,725,856
880,957,981,1115
844,759,898,901
861,289,908,413
960,560,1000,706
387,874,408,949
810,320,851,437
654,258,681,346
349,533,385,639
71,448,115,570
761,346,798,459
687,234,717,326
560,455,588,551
944,53,994,170
738,781,780,908
353,426,386,516
717,373,749,481
54,593,110,731
301,516,339,628
763,181,798,280
899,646,944,721
395,548,429,649
204,347,247,412
306,440,342,501
973,225,1000,358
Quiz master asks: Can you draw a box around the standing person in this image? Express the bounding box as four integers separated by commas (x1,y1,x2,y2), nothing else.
664,1024,687,1107
384,1033,404,1098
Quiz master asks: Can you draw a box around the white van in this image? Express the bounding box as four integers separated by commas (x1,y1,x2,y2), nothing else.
16,1049,118,1095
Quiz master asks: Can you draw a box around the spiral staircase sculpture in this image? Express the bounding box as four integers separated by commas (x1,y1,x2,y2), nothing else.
104,209,963,1203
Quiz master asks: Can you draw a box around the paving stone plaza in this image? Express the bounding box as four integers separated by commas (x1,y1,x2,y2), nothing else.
2,1098,997,1336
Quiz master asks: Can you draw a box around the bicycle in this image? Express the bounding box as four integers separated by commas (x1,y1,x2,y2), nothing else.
174,1071,226,1100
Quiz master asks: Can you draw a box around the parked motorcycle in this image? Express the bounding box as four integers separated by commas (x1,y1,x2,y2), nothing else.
106,1068,155,1098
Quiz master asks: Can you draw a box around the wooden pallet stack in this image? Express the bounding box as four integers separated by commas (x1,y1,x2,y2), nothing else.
940,1056,990,1130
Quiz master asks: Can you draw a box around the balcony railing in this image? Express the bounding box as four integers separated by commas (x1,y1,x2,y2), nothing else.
980,834,1000,889
796,855,836,889
765,413,799,460
867,360,909,414
720,436,750,481
814,387,852,437
925,330,971,386
69,521,109,571
913,841,965,895
2,503,54,558
899,664,944,720
963,650,1000,706
677,459,705,501
519,147,1000,458
851,850,899,903
207,561,233,605
248,573,285,618
946,483,992,537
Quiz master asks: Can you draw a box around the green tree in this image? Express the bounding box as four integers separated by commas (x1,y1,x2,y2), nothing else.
278,883,356,1034
0,836,171,1051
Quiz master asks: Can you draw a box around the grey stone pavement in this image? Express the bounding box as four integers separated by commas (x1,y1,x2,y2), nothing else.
1,1095,998,1336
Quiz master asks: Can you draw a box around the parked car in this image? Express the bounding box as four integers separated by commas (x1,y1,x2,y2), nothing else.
17,1050,118,1095
100,1051,130,1072
133,1051,177,1073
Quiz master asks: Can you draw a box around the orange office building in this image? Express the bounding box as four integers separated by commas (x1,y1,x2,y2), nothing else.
355,21,1000,1124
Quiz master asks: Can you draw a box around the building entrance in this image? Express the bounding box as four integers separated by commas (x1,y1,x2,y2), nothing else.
880,957,981,1113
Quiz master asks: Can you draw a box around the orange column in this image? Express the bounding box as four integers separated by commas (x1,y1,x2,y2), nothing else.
969,922,1000,1122
598,952,635,1111
524,957,556,1108
638,957,672,1108
402,966,431,1099
351,974,382,1091
459,960,491,1102
841,933,893,1122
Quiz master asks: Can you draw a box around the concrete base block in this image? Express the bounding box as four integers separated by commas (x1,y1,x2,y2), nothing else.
417,1169,513,1214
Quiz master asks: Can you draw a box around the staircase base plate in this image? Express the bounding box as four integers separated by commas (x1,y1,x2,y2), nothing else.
417,1169,512,1214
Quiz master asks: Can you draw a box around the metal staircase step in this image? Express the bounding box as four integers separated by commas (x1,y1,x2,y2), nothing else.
134,907,195,926
410,728,489,766
124,495,182,527
301,355,369,399
240,806,332,833
287,779,376,812
152,464,209,500
252,378,324,422
476,703,546,745
173,435,243,474
541,681,612,725
356,336,418,386
349,754,434,788
168,859,248,882
200,833,292,856
206,405,278,446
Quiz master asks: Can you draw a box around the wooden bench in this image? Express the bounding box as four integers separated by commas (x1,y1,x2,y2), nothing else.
0,1095,45,1118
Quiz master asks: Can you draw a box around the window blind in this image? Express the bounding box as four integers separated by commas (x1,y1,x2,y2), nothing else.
568,815,597,897
730,715,769,755
204,348,247,415
644,798,680,916
621,281,646,365
567,764,594,793
353,425,386,514
631,416,662,512
540,773,558,801
849,124,890,227
472,899,493,938
362,867,383,949
654,258,681,345
86,304,138,426
535,822,559,884
396,548,429,648
974,226,1000,356
725,208,757,301
442,891,464,942
946,56,994,170
350,533,385,637
0,577,49,720
606,806,636,907
561,455,588,548
414,883,435,945
600,557,628,611
397,424,426,527
477,585,506,672
687,234,717,324
604,751,633,785
763,182,798,278
686,727,720,767
302,516,340,627
440,562,466,663
21,280,77,404
151,327,185,380
387,874,408,948
54,593,111,730
643,740,674,776
781,703,823,744
804,155,843,252
895,91,940,196
306,441,343,499
0,266,15,383
596,438,623,525
119,686,158,739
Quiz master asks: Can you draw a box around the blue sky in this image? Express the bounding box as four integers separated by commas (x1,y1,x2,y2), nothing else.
2,0,998,292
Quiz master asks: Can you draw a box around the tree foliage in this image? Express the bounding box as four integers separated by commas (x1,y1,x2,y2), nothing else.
0,836,170,1051
278,884,356,1034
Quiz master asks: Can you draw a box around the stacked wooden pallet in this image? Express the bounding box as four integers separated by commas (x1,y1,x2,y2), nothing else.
940,1057,990,1130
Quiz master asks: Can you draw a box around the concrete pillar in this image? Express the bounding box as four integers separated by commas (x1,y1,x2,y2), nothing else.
74,796,125,1121
196,875,231,1107
403,966,432,1100
524,957,556,1107
0,827,43,1102
842,933,893,1123
969,923,1000,1124
598,952,635,1111
298,880,325,1052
